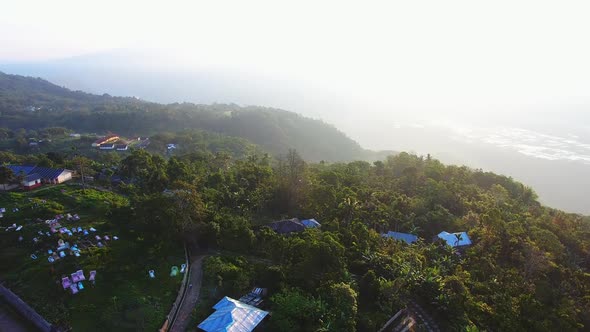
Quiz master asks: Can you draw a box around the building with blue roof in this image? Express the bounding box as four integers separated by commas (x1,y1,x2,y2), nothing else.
3,165,73,190
268,218,322,234
198,296,268,332
382,231,418,244
7,165,36,176
22,173,42,189
437,231,472,248
301,218,321,228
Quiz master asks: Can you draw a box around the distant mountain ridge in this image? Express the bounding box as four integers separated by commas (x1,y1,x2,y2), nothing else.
0,71,393,162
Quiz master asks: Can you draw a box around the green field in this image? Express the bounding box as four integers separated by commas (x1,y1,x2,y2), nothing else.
0,185,184,331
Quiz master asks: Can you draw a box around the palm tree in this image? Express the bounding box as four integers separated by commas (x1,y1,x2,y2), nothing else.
339,196,359,224
408,224,422,235
454,233,463,247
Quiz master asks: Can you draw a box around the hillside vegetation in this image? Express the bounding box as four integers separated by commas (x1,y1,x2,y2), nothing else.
3,147,588,331
0,186,184,331
1,71,589,331
0,71,389,162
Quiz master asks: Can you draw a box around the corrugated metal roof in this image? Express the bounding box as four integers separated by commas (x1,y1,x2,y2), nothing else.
198,297,268,332
268,218,305,234
301,219,321,228
7,165,36,176
437,231,472,247
382,231,418,244
24,173,41,182
7,165,70,180
31,167,69,179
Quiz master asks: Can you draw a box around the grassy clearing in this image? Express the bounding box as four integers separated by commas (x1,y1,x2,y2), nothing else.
0,186,184,331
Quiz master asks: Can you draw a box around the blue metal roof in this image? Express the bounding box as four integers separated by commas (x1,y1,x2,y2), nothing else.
437,231,472,247
301,219,321,228
7,165,36,176
7,165,68,180
382,231,418,244
31,167,67,179
198,297,268,332
268,218,305,234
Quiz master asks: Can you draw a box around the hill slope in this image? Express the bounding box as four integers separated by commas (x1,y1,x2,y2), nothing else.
0,71,390,162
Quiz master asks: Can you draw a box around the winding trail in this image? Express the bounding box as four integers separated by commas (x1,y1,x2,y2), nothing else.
169,254,205,332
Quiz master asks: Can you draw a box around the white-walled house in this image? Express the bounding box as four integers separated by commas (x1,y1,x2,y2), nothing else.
2,166,73,189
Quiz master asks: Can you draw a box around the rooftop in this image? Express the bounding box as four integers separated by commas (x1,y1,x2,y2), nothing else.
198,297,268,332
301,219,321,228
382,231,418,244
94,134,119,144
437,231,472,247
7,165,70,179
24,173,42,182
268,218,305,234
268,218,321,234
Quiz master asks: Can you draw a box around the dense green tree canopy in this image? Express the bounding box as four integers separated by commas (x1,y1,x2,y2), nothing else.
112,149,590,331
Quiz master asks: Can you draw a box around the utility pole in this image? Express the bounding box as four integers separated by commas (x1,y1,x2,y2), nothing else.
78,156,86,192
72,146,86,192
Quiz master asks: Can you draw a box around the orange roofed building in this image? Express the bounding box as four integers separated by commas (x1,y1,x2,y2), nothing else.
92,134,119,147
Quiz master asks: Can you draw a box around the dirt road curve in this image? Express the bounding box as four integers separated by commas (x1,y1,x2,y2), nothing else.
169,255,205,332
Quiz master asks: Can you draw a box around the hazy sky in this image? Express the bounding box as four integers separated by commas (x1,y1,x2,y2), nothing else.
3,0,590,113
3,1,590,213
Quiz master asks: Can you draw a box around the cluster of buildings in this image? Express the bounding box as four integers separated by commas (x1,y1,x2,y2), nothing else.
196,217,471,332
92,134,128,151
91,134,152,151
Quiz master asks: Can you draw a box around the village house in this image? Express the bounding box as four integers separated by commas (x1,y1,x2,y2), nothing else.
91,134,119,147
198,297,268,332
382,231,419,244
115,144,128,151
267,218,321,234
2,165,73,190
22,173,42,190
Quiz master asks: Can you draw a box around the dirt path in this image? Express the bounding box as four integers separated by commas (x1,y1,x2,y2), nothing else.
169,254,205,332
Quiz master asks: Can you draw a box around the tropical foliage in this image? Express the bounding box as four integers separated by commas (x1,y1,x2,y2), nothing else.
4,147,587,331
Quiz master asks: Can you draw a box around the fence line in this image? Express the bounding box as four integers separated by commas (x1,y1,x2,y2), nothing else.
159,245,191,332
0,283,53,332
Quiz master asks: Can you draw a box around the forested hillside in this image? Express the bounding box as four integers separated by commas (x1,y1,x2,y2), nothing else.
1,71,589,331
0,71,389,162
3,148,588,331
122,151,590,331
